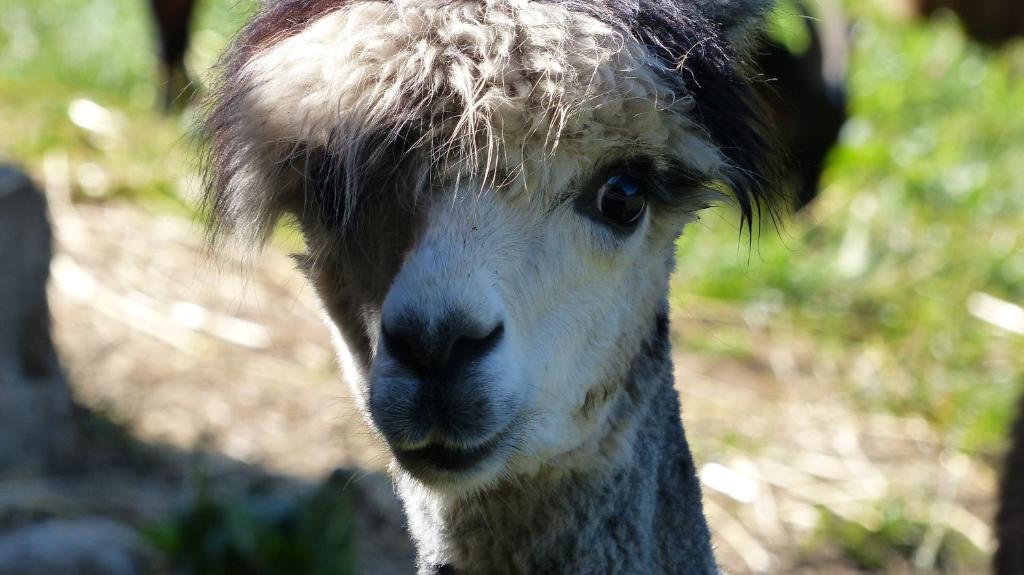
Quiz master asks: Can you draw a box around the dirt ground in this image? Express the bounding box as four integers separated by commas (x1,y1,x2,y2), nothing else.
40,189,998,574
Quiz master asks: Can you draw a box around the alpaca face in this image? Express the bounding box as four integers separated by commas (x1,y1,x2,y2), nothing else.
298,156,710,494
355,162,707,492
204,0,780,496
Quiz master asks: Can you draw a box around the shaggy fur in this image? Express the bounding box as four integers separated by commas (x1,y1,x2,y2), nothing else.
201,2,785,573
203,0,784,245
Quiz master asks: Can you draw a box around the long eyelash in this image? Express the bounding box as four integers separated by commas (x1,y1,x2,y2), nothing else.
652,159,714,211
575,155,708,207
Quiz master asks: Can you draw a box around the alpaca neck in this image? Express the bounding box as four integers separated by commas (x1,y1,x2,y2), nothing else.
398,314,718,575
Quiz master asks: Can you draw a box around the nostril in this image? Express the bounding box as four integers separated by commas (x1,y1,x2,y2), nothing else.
381,323,421,372
447,323,504,370
381,316,504,376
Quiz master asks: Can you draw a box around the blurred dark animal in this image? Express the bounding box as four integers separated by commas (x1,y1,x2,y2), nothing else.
914,0,1024,46
756,0,849,209
0,166,76,474
148,0,200,110
996,392,1024,575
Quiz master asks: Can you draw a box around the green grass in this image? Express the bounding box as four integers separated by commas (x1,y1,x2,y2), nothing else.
675,4,1024,457
145,473,356,575
0,0,250,210
2,0,1022,572
812,501,984,572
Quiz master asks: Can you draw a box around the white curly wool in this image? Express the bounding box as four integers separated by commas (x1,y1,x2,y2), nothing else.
235,0,724,196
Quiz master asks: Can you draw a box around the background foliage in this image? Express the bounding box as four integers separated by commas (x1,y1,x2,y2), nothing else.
2,0,1022,572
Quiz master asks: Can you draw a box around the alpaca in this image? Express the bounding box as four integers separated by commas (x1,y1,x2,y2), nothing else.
202,1,785,573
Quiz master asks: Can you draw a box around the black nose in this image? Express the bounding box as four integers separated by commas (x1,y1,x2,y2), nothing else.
382,313,504,377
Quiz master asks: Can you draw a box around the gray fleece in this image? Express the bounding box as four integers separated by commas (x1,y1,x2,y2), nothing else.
401,314,718,575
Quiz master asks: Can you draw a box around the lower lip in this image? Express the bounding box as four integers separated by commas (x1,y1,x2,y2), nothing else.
394,434,505,474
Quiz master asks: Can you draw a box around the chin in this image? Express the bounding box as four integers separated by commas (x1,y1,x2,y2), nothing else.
391,432,522,499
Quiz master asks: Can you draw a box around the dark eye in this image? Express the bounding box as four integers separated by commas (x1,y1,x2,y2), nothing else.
595,175,646,229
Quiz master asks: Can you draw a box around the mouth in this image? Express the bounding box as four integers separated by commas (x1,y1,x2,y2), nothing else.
392,431,509,476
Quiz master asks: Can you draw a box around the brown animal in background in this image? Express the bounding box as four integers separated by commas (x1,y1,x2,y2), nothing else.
915,0,1024,46
756,0,848,208
914,5,1024,574
996,393,1024,575
148,0,199,109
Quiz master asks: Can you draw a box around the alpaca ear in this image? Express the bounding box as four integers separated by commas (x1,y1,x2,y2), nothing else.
697,0,775,49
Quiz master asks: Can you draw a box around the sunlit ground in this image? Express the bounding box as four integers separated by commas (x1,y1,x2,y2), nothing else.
1,0,1023,573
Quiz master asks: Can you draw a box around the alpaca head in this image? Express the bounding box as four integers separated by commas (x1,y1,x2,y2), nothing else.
204,0,782,496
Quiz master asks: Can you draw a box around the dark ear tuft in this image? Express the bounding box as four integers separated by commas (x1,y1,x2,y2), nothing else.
198,0,357,250
625,1,790,232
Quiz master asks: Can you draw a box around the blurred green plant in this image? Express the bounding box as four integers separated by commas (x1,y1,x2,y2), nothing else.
2,0,1023,572
144,474,355,575
0,0,249,210
811,500,982,572
676,2,1024,457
